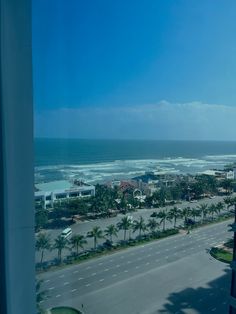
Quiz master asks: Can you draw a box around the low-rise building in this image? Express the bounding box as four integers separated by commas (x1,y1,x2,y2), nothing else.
35,180,95,209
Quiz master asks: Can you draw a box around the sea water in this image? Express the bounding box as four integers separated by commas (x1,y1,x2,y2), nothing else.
35,138,236,184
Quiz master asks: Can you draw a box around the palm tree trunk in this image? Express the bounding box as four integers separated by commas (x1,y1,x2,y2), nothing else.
40,250,44,265
94,237,97,249
124,229,126,241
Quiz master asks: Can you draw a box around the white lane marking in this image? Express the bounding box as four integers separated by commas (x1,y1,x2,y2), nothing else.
124,270,128,273
155,259,159,262
165,256,169,259
99,279,104,282
49,287,55,290
137,257,142,260
56,294,61,298
59,274,64,278
71,289,77,292
116,265,120,268
78,278,83,281
92,273,96,276
63,282,69,285
147,254,152,257
146,262,150,266
85,283,90,287
86,266,91,270
45,279,50,283
99,263,103,266
73,270,78,274
135,266,140,269
165,249,169,251
127,261,131,264
112,274,117,277
104,268,109,272
109,259,113,262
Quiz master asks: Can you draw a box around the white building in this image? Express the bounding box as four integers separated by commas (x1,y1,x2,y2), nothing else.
35,180,95,209
226,170,235,180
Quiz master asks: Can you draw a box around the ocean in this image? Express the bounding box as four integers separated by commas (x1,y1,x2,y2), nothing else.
35,139,236,184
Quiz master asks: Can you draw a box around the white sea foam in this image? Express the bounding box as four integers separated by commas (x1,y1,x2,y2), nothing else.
34,154,236,184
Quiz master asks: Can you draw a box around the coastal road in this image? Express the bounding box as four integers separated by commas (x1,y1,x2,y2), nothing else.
36,195,232,264
38,219,232,314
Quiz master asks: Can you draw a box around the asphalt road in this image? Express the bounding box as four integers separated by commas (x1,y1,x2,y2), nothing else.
36,195,231,263
38,219,232,314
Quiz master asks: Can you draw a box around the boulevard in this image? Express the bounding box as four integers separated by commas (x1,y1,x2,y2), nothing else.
35,195,231,264
38,219,232,314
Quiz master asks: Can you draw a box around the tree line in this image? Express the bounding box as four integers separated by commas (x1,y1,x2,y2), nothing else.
36,197,235,268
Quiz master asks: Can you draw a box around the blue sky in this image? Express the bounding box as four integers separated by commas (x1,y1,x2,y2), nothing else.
33,0,236,140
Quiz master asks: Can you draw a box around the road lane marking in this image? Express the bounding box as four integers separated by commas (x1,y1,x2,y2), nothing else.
112,274,117,277
92,273,96,276
135,266,140,269
146,262,150,265
56,294,61,298
116,265,120,267
104,268,109,271
59,274,64,278
78,278,83,280
49,287,55,290
99,263,103,265
99,279,104,282
73,270,78,274
86,266,91,270
124,270,128,273
127,261,131,264
71,289,77,292
85,283,90,287
45,279,50,283
63,282,69,285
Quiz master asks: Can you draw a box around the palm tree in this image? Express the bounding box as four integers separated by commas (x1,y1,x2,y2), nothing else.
117,216,132,241
169,206,181,228
104,224,118,242
87,226,103,249
70,234,87,255
132,216,147,237
181,207,191,225
191,208,201,223
54,235,68,264
216,201,224,216
198,203,208,223
208,204,217,220
36,233,51,266
147,218,159,236
157,210,171,231
224,196,236,213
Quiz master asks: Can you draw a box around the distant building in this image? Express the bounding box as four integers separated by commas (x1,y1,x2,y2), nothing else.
35,180,95,209
226,170,235,180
